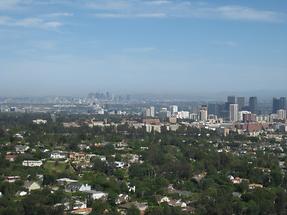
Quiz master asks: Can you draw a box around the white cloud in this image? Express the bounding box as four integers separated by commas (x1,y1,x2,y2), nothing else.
87,1,130,10
87,0,284,22
0,16,12,25
44,12,73,18
200,5,282,22
0,16,62,29
212,41,238,48
94,12,166,18
16,18,62,28
0,0,284,23
123,47,158,53
0,0,21,10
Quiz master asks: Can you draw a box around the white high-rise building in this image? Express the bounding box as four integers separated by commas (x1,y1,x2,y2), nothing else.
177,111,190,119
170,105,178,115
145,106,155,118
150,106,155,118
190,113,198,121
277,109,286,120
145,108,151,117
199,109,208,122
229,104,239,122
238,111,251,121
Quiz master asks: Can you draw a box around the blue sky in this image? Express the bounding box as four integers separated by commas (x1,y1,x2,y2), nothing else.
0,0,287,96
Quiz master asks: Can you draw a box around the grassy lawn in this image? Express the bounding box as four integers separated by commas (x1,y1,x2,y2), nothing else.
44,160,75,175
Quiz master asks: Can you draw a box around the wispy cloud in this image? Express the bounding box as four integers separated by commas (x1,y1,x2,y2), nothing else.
87,1,130,10
123,47,158,53
94,12,166,18
0,0,21,10
88,0,284,22
0,16,62,29
197,5,282,22
44,12,73,18
212,41,238,48
0,0,284,22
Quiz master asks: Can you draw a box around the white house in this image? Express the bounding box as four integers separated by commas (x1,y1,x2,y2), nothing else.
15,145,30,154
22,160,43,167
24,181,41,192
84,190,108,200
50,151,67,160
33,119,47,125
114,161,125,168
79,184,92,192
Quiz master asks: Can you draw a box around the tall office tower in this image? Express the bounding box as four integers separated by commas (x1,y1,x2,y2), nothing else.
208,103,218,115
199,109,208,122
277,109,286,120
249,97,258,114
190,113,198,121
237,97,245,111
158,108,168,119
227,96,236,104
150,106,155,118
273,97,286,113
229,104,238,122
280,97,286,109
145,108,151,117
273,98,280,113
170,105,178,115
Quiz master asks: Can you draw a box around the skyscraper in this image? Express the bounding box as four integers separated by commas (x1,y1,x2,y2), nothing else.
249,97,258,114
170,105,178,115
277,109,286,120
208,103,218,115
229,104,238,122
199,105,208,122
150,106,155,118
280,97,286,110
145,106,155,118
199,109,208,122
237,97,245,111
227,96,236,104
273,97,286,113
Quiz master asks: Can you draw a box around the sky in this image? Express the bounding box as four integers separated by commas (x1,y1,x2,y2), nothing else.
0,0,287,97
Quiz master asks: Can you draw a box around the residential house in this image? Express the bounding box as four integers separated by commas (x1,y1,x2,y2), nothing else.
14,133,24,139
84,190,108,200
65,183,91,193
24,181,41,192
22,160,43,167
115,194,130,205
56,178,78,186
119,202,148,215
15,145,30,154
16,191,28,197
249,183,263,189
114,161,125,168
32,119,47,125
71,208,92,215
5,176,21,183
50,151,67,160
73,200,87,210
192,172,207,183
5,153,17,162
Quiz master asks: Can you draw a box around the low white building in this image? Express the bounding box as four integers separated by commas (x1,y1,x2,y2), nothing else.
33,119,47,125
22,160,43,167
115,161,125,168
145,124,161,133
50,151,67,160
84,190,108,200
